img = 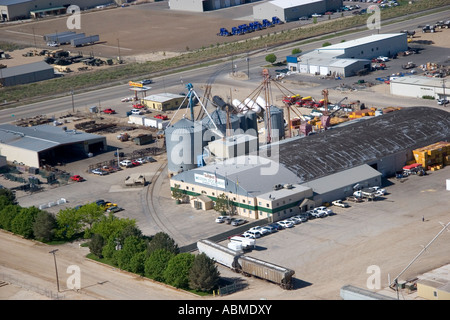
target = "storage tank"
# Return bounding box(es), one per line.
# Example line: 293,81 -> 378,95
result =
165,118 -> 207,175
238,113 -> 247,132
245,111 -> 258,136
232,99 -> 246,113
256,96 -> 267,111
244,98 -> 261,113
264,106 -> 285,140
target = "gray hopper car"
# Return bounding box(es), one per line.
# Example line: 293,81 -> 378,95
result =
197,240 -> 295,290
238,255 -> 295,290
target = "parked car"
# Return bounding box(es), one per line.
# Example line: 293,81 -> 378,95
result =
277,220 -> 294,228
309,208 -> 326,218
215,216 -> 226,223
268,223 -> 283,230
131,160 -> 141,166
92,168 -> 107,175
154,114 -> 168,120
261,225 -> 278,234
311,13 -> 322,17
377,56 -> 389,62
346,196 -> 364,203
121,97 -> 133,102
107,206 -> 123,213
133,103 -> 146,109
102,108 -> 116,114
95,199 -> 106,207
289,216 -> 303,224
437,99 -> 449,105
371,186 -> 387,195
299,16 -> 309,20
70,175 -> 83,182
103,202 -> 117,210
295,214 -> 309,222
243,230 -> 261,239
231,218 -> 247,226
316,206 -> 333,216
119,160 -> 132,167
135,158 -> 147,164
47,41 -> 58,47
131,109 -> 143,115
249,226 -> 269,236
332,200 -> 350,208
145,156 -> 157,163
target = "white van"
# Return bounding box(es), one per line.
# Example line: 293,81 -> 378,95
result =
229,236 -> 255,249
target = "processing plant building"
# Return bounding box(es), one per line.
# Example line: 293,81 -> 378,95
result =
287,33 -> 408,77
169,107 -> 450,221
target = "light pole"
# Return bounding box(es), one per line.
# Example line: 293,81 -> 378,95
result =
49,249 -> 60,292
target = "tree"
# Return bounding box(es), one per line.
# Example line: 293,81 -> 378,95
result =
33,211 -> 56,242
55,207 -> 83,240
164,253 -> 195,289
171,184 -> 184,203
189,253 -> 220,292
11,206 -> 40,238
77,203 -> 104,229
88,233 -> 105,258
265,53 -> 277,65
0,205 -> 21,231
213,193 -> 229,215
0,189 -> 17,206
291,48 -> 302,55
147,232 -> 179,255
114,235 -> 147,272
144,249 -> 175,282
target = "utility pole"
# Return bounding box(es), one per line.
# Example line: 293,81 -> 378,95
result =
71,89 -> 75,113
246,53 -> 250,80
49,249 -> 60,292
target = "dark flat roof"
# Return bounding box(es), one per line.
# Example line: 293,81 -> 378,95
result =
0,61 -> 53,78
262,107 -> 450,183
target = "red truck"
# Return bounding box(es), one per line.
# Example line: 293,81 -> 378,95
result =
102,108 -> 116,114
154,114 -> 168,120
70,175 -> 84,182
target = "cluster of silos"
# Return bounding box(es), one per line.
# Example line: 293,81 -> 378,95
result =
232,96 -> 267,115
202,109 -> 240,140
165,117 -> 208,176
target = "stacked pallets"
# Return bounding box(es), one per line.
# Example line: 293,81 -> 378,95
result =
413,141 -> 450,170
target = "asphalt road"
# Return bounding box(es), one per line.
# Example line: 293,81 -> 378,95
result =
0,9 -> 449,124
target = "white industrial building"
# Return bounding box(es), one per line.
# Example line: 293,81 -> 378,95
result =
0,0 -> 111,21
390,76 -> 449,100
287,33 -> 408,77
253,0 -> 343,22
169,0 -> 261,12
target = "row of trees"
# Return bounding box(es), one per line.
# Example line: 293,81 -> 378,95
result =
0,189 -> 221,293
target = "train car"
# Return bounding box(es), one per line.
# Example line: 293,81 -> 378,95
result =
197,239 -> 241,271
237,255 -> 295,290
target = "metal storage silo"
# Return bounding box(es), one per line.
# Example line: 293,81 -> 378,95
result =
264,106 -> 285,141
245,111 -> 258,136
165,118 -> 207,175
238,113 -> 247,132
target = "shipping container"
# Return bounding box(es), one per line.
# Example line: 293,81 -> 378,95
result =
133,134 -> 153,146
71,35 -> 100,47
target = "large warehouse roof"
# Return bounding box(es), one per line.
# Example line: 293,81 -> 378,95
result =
0,61 -> 53,78
0,124 -> 105,152
318,33 -> 405,51
261,107 -> 450,183
268,0 -> 323,9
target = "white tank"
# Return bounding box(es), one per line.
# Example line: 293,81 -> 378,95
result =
232,99 -> 246,112
256,96 -> 267,111
244,98 -> 261,113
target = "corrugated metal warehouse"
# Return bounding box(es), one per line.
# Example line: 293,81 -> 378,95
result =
253,0 -> 343,22
0,61 -> 55,87
390,76 -> 449,100
0,124 -> 107,168
269,106 -> 450,183
289,33 -> 407,77
169,0 -> 261,13
0,0 -> 110,21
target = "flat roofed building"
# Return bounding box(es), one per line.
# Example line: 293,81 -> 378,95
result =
390,75 -> 449,100
0,61 -> 54,87
142,93 -> 187,111
169,0 -> 261,13
0,124 -> 107,167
